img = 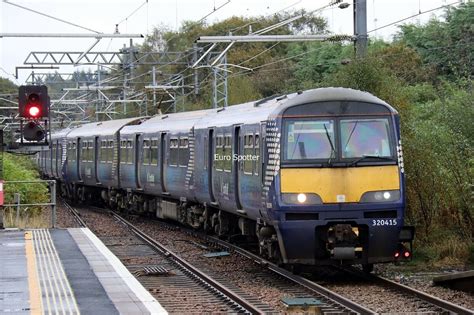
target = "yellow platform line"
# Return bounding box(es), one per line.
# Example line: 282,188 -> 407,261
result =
25,231 -> 43,315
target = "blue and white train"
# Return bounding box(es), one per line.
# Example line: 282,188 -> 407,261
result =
38,87 -> 414,271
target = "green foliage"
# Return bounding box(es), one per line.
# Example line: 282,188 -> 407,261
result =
396,2 -> 474,79
403,83 -> 473,241
288,42 -> 352,88
322,58 -> 410,113
3,153 -> 49,210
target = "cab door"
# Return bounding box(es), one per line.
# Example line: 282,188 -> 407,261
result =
208,128 -> 216,203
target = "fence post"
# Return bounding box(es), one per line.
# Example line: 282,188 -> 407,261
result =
14,193 -> 20,226
51,181 -> 56,228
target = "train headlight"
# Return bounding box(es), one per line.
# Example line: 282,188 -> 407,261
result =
282,193 -> 322,205
360,190 -> 400,203
297,193 -> 307,203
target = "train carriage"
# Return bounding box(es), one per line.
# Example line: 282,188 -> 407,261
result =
63,118 -> 144,200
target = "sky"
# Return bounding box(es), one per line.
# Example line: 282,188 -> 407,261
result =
0,0 -> 456,84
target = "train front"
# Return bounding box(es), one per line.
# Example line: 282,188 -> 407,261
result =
266,89 -> 414,269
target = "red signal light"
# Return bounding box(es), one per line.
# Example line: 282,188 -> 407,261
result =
28,106 -> 40,117
394,252 -> 400,258
403,251 -> 411,258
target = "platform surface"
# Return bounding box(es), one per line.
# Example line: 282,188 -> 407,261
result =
0,228 -> 167,315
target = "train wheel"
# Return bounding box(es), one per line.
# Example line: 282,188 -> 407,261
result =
363,263 -> 374,274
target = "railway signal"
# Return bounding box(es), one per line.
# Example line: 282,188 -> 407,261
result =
18,85 -> 50,145
18,85 -> 49,119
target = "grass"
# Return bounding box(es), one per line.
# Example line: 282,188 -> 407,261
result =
2,207 -> 51,229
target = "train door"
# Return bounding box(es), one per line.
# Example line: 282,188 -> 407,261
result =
135,134 -> 142,189
208,128 -> 216,203
233,125 -> 243,210
77,138 -> 82,181
160,132 -> 167,193
55,140 -> 60,178
260,122 -> 266,186
94,136 -> 100,183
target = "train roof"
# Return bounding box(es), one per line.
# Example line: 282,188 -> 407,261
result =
279,87 -> 397,113
59,88 -> 398,138
120,109 -> 210,135
51,127 -> 73,140
66,117 -> 145,138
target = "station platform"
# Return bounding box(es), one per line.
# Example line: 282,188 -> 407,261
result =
0,228 -> 167,315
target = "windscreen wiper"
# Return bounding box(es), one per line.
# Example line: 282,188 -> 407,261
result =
323,123 -> 336,165
349,155 -> 395,166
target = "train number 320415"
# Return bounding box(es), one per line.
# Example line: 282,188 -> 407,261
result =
372,219 -> 397,226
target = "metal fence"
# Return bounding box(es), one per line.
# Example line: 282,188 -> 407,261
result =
0,180 -> 56,229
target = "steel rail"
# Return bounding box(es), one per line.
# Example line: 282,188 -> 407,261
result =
111,213 -> 265,315
340,266 -> 473,315
371,274 -> 473,314
198,233 -> 375,315
62,201 -> 87,228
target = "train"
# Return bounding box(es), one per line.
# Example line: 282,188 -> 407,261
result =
38,87 -> 414,272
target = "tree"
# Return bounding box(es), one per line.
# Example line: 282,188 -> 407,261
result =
396,2 -> 474,79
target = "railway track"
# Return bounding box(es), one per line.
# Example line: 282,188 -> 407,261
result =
63,202 -> 473,314
176,224 -> 473,314
63,202 -> 261,314
63,202 -> 374,314
337,266 -> 473,315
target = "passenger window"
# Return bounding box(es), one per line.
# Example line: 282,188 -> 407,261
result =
108,140 -> 114,164
254,134 -> 260,176
223,135 -> 232,172
244,134 -> 254,174
151,139 -> 158,165
179,137 -> 189,167
215,135 -> 224,171
169,138 -> 179,166
100,140 -> 107,163
127,140 -> 133,164
143,140 -> 150,165
120,140 -> 127,164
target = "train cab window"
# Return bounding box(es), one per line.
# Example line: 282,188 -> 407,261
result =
126,140 -> 133,164
108,140 -> 114,164
284,120 -> 335,161
151,139 -> 158,165
244,134 -> 254,174
143,140 -> 150,165
178,137 -> 189,167
169,138 -> 179,167
254,134 -> 260,176
340,118 -> 393,158
223,135 -> 232,172
215,135 -> 224,171
120,140 -> 127,164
